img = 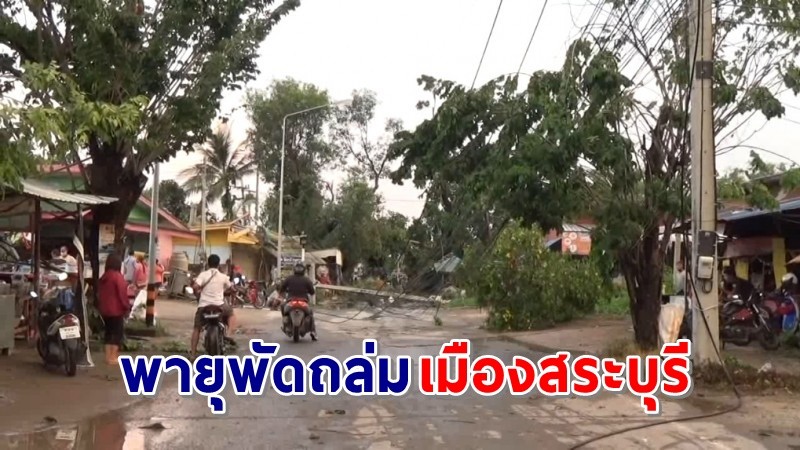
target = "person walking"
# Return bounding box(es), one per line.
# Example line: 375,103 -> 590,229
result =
96,254 -> 130,365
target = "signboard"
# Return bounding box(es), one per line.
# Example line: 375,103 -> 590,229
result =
561,231 -> 592,256
280,255 -> 302,267
99,224 -> 115,248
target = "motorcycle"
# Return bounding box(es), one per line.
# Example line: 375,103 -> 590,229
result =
34,273 -> 82,376
185,287 -> 227,356
282,297 -> 313,342
720,292 -> 780,350
247,280 -> 266,309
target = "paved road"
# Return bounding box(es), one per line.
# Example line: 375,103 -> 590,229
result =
0,306 -> 790,449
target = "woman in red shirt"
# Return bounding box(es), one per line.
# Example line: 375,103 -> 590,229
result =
97,254 -> 130,365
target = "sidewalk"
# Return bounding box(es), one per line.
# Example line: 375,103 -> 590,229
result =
499,315 -> 800,375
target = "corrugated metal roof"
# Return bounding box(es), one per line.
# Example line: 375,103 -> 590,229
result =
434,254 -> 462,273
545,238 -> 562,248
20,179 -> 117,205
563,223 -> 594,232
719,198 -> 800,222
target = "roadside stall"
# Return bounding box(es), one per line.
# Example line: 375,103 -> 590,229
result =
0,178 -> 116,366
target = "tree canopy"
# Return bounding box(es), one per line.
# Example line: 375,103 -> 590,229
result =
144,179 -> 191,223
247,78 -> 332,235
0,0 -> 299,243
389,0 -> 800,348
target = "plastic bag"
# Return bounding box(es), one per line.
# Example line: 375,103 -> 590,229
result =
659,296 -> 686,346
130,289 -> 147,320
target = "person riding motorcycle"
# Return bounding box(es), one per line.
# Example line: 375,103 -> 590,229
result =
278,263 -> 317,341
722,266 -> 756,302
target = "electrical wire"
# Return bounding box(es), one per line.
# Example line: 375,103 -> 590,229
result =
569,0 -> 743,447
471,0 -> 505,90
515,0 -> 550,77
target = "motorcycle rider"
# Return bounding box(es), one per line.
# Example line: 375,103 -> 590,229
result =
722,266 -> 756,302
190,254 -> 238,357
278,263 -> 317,341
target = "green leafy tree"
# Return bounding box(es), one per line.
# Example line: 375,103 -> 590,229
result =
180,124 -> 255,221
319,176 -> 383,275
460,222 -> 605,330
144,180 -> 190,223
391,0 -> 800,348
330,89 -> 403,192
247,79 -> 333,234
718,151 -> 800,209
0,63 -> 144,191
0,0 -> 299,243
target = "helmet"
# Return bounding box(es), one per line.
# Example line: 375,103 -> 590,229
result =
781,273 -> 798,290
293,263 -> 305,276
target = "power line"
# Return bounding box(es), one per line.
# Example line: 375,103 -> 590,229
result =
471,0 -> 505,90
516,0 -> 550,77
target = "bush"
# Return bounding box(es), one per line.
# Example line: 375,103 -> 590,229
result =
594,284 -> 630,316
461,222 -> 607,331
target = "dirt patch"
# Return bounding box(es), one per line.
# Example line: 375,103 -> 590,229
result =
0,344 -> 142,434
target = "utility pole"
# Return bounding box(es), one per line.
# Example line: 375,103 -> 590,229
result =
255,172 -> 260,229
689,0 -> 720,364
146,164 -> 160,327
200,158 -> 207,270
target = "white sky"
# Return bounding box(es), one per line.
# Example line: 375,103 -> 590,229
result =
151,0 -> 800,219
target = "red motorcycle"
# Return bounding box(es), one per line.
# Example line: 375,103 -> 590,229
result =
229,276 -> 265,309
720,292 -> 780,350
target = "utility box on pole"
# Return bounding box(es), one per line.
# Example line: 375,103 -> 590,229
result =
689,0 -> 721,364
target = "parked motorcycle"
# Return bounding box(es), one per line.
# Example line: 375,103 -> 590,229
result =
720,292 -> 780,350
282,298 -> 313,342
34,273 -> 82,376
185,287 -> 227,356
247,280 -> 266,309
761,273 -> 800,336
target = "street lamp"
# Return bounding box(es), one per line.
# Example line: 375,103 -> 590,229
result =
299,232 -> 308,265
274,98 -> 352,282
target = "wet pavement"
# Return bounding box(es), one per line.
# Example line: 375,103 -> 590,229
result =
0,304 -> 796,449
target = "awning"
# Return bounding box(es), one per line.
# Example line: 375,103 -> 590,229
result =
19,179 -> 117,205
0,178 -> 118,231
309,248 -> 343,266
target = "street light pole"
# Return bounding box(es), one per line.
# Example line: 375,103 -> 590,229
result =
274,99 -> 352,283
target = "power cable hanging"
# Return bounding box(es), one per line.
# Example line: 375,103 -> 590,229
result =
516,0 -> 550,77
471,0 -> 505,90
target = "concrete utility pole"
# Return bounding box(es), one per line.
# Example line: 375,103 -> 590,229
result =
200,158 -> 208,270
689,0 -> 721,364
146,164 -> 160,327
255,173 -> 260,228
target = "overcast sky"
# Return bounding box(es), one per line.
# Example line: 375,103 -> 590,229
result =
158,0 -> 800,219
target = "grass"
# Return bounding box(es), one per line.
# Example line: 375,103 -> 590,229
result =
446,295 -> 479,308
594,288 -> 630,317
125,319 -> 169,337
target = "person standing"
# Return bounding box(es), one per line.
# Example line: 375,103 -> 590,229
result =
123,250 -> 136,285
674,260 -> 687,296
155,259 -> 165,289
96,254 -> 130,365
134,254 -> 148,293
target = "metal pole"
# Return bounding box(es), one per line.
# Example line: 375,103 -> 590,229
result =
146,164 -> 160,327
276,116 -> 287,283
689,0 -> 720,364
255,173 -> 260,227
200,158 -> 207,270
274,100 -> 350,283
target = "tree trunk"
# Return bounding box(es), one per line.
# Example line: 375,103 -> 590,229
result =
86,140 -> 147,252
619,226 -> 665,350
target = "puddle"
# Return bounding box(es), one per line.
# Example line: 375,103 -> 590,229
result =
0,411 -> 152,450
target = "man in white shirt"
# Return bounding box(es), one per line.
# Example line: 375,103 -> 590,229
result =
190,254 -> 237,356
60,246 -> 79,275
123,249 -> 137,284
